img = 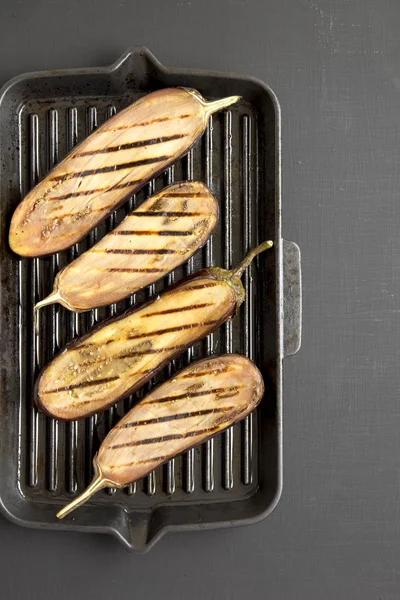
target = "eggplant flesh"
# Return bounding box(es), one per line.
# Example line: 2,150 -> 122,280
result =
101,354 -> 264,484
36,274 -> 237,420
36,240 -> 273,421
34,180 -> 218,312
9,88 -> 240,257
56,354 -> 264,519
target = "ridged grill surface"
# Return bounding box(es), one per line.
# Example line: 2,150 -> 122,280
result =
17,93 -> 261,507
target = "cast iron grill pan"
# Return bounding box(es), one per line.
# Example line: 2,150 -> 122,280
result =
0,47 -> 301,550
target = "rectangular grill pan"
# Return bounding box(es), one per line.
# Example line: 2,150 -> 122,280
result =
0,47 -> 301,551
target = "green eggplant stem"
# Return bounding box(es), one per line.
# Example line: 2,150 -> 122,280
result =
231,240 -> 274,278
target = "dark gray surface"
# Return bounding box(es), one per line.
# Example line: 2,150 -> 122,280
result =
0,0 -> 398,598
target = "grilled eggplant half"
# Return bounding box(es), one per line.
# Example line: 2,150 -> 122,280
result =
56,354 -> 264,519
34,181 -> 218,313
9,88 -> 240,257
36,240 -> 273,421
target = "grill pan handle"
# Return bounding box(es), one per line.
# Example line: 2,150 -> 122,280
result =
282,239 -> 302,357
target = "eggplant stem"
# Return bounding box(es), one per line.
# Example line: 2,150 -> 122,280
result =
34,291 -> 62,335
203,95 -> 241,118
35,290 -> 62,311
34,289 -> 81,334
231,240 -> 274,278
57,456 -> 114,519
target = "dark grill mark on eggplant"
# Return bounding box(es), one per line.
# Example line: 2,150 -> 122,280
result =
162,192 -> 210,198
96,248 -> 177,255
76,340 -> 152,353
217,389 -> 242,399
111,229 -> 194,236
144,386 -> 241,405
51,188 -> 107,201
104,267 -> 166,273
132,211 -> 206,218
45,201 -> 126,223
109,456 -> 169,469
76,345 -> 188,369
73,134 -> 187,157
49,179 -> 143,201
42,376 -> 120,395
160,229 -> 194,236
173,282 -> 219,292
108,425 -> 224,449
140,303 -> 214,317
186,383 -> 204,393
119,407 -> 235,428
51,156 -> 170,181
126,320 -> 219,340
104,114 -> 192,132
112,345 -> 187,359
179,366 -> 232,379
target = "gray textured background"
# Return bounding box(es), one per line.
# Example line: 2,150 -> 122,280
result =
1,0 -> 399,598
